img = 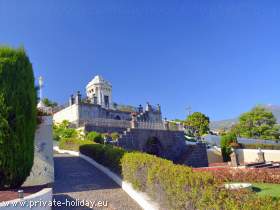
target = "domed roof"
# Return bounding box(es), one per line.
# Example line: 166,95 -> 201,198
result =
86,75 -> 112,88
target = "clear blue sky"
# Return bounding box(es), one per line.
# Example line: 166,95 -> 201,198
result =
1,0 -> 280,121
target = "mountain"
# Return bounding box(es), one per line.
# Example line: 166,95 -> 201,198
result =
210,104 -> 280,130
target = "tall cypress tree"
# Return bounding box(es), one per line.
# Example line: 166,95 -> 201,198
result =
0,47 -> 37,189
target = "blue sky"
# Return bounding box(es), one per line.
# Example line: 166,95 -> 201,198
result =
1,0 -> 280,121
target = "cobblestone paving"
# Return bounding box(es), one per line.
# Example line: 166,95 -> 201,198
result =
53,154 -> 142,210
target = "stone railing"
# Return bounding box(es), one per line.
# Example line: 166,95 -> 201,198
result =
136,121 -> 166,130
80,118 -> 131,128
133,121 -> 184,131
80,118 -> 184,131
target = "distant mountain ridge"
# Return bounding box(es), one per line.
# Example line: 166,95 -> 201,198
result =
210,104 -> 280,130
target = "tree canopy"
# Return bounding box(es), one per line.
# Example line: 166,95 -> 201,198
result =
184,112 -> 210,138
42,98 -> 58,108
231,107 -> 280,140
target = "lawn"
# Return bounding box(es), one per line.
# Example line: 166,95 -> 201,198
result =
253,183 -> 280,198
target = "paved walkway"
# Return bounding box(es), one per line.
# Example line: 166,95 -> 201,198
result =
53,153 -> 142,210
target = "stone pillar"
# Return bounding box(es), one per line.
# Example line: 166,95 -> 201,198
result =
138,104 -> 143,113
230,148 -> 239,167
131,114 -> 138,129
157,104 -> 161,113
257,148 -> 265,163
145,102 -> 151,111
164,118 -> 169,130
75,91 -> 81,104
69,94 -> 74,106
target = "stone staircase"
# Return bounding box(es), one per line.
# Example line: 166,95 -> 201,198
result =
117,128 -> 138,150
176,143 -> 209,167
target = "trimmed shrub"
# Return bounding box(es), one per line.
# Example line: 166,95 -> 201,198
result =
110,132 -> 120,141
59,138 -> 93,151
121,153 -> 280,210
79,144 -> 126,174
77,144 -> 280,209
86,131 -> 103,144
0,47 -> 37,189
221,133 -> 237,162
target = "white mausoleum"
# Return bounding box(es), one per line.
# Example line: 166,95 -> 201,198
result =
86,75 -> 113,109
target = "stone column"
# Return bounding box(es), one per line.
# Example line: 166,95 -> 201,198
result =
131,114 -> 138,129
164,120 -> 169,130
230,148 -> 239,167
257,148 -> 265,163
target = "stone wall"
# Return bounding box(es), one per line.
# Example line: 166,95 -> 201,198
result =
235,149 -> 280,163
23,116 -> 54,186
117,128 -> 208,167
53,104 -> 79,124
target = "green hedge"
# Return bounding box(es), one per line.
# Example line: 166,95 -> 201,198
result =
78,143 -> 280,209
85,131 -> 103,143
121,152 -> 280,210
79,144 -> 126,174
0,47 -> 37,189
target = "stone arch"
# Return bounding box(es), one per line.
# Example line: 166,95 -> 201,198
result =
143,136 -> 163,156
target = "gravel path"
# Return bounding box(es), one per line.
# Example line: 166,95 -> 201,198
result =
53,153 -> 142,210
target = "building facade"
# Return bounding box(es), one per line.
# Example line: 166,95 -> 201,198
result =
53,75 -> 162,128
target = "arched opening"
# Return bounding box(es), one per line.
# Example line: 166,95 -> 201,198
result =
114,115 -> 121,120
144,137 -> 162,157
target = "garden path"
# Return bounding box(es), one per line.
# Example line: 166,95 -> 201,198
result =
53,153 -> 142,210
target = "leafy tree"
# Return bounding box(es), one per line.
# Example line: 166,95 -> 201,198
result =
231,107 -> 280,140
220,133 -> 237,162
184,112 -> 210,138
53,120 -> 78,141
42,98 -> 58,108
0,47 -> 37,189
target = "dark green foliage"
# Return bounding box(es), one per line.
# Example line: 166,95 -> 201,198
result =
86,131 -> 103,143
221,133 -> 237,162
79,144 -> 126,174
0,47 -> 37,189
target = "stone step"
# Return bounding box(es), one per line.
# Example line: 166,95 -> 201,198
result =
254,163 -> 273,168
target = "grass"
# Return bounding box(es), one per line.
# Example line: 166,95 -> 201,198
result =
253,183 -> 280,198
58,138 -> 95,151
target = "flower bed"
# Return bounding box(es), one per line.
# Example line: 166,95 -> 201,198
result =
196,167 -> 280,184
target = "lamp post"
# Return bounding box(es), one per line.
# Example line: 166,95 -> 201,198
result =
39,76 -> 43,102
